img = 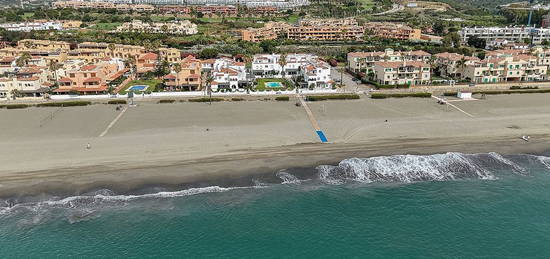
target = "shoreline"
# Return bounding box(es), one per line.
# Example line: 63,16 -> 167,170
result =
2,93 -> 550,199
1,135 -> 548,200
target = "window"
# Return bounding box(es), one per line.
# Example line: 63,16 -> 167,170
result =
70,73 -> 75,78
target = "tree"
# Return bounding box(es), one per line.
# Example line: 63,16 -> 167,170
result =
467,36 -> 486,49
442,32 -> 461,48
16,52 -> 31,67
259,40 -> 278,53
198,48 -> 219,59
108,43 -> 116,58
173,63 -> 182,90
48,60 -> 62,81
278,54 -> 287,77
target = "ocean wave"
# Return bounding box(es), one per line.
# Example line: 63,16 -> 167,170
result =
276,170 -> 302,184
316,152 -> 543,185
0,186 -> 247,217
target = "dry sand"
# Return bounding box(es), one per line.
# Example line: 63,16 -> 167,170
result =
0,93 -> 549,197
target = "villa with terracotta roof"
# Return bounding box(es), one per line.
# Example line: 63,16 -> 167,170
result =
462,55 -> 547,83
0,66 -> 51,98
54,59 -> 126,94
434,52 -> 480,78
347,49 -> 431,74
373,61 -> 431,86
203,58 -> 247,90
136,53 -> 158,75
163,56 -> 202,91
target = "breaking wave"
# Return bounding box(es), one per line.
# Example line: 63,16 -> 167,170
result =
0,186 -> 248,218
276,170 -> 303,184
1,152 -> 549,219
317,152 -> 547,184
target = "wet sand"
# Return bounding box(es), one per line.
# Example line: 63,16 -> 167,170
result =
0,94 -> 549,197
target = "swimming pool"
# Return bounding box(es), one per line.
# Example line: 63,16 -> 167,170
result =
265,82 -> 283,88
127,85 -> 149,92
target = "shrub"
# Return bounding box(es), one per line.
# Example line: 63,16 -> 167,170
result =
36,101 -> 91,107
158,99 -> 176,103
370,93 -> 432,99
443,92 -> 457,96
275,96 -> 290,101
188,97 -> 224,102
306,94 -> 360,101
3,104 -> 30,109
231,97 -> 245,101
107,100 -> 127,104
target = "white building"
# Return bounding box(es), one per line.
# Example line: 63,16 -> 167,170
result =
207,58 -> 247,90
252,54 -> 283,78
0,21 -> 63,32
114,20 -> 198,35
459,27 -> 550,45
251,53 -> 333,88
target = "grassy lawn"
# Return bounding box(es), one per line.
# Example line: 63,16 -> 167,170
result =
255,78 -> 290,91
120,79 -> 162,94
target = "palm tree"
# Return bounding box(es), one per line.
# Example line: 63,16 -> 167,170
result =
278,54 -> 287,78
173,63 -> 182,91
16,52 -> 31,67
456,57 -> 467,78
108,43 -> 116,58
205,73 -> 214,105
48,60 -> 61,81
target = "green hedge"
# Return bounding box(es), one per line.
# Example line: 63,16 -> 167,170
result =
443,92 -> 457,96
473,89 -> 550,95
36,101 -> 92,107
1,104 -> 30,109
510,86 -> 538,90
371,93 -> 432,99
306,94 -> 360,101
107,100 -> 127,104
275,96 -> 290,101
231,97 -> 245,101
188,97 -> 225,102
158,99 -> 176,103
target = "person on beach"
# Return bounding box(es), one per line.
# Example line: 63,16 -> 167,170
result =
86,143 -> 91,150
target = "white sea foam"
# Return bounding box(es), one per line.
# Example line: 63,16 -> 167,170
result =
0,186 -> 245,217
488,152 -> 528,175
276,170 -> 302,184
536,156 -> 550,169
317,152 -> 504,184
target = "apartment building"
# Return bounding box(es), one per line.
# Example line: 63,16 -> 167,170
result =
462,55 -> 548,83
158,6 -> 192,14
287,25 -> 364,41
158,48 -> 182,63
114,20 -> 198,35
459,27 -> 550,45
248,6 -> 278,15
55,59 -> 126,94
195,5 -> 238,16
0,21 -> 63,32
434,52 -> 480,78
364,22 -> 421,41
0,67 -> 51,98
52,1 -> 154,12
241,22 -> 290,42
347,49 -> 431,74
373,61 -> 431,86
163,56 -> 202,91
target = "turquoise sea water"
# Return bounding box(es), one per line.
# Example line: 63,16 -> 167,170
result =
1,152 -> 550,258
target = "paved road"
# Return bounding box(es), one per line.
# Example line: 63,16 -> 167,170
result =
331,67 -> 371,92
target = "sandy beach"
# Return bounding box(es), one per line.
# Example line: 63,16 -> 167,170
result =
1,93 -> 550,197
